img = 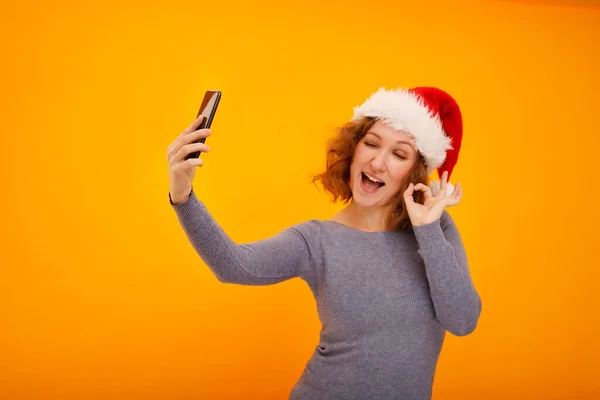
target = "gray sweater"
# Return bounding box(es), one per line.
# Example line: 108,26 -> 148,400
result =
170,188 -> 482,400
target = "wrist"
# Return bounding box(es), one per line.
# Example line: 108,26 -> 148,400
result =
411,216 -> 441,227
169,187 -> 192,205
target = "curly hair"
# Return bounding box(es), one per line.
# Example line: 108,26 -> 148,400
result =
311,116 -> 430,232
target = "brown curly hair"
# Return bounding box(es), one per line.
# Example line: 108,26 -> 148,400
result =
311,116 -> 430,232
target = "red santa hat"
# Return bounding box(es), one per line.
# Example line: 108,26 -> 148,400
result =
352,86 -> 463,197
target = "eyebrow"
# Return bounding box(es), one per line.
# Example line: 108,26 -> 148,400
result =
366,131 -> 413,146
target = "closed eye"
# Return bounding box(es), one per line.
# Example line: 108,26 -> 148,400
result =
365,142 -> 406,160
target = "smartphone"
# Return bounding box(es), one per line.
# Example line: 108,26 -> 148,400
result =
185,90 -> 221,160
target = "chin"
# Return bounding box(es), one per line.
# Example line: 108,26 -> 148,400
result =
352,183 -> 386,206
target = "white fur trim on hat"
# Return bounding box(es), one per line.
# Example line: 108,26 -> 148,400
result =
428,180 -> 454,198
352,87 -> 453,175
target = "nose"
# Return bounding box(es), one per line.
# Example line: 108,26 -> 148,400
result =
370,151 -> 386,172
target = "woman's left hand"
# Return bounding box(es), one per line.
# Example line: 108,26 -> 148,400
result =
404,171 -> 462,227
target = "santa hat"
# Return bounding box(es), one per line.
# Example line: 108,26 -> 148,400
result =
352,86 -> 463,198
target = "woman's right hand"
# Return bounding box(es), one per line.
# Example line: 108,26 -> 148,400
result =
167,115 -> 212,204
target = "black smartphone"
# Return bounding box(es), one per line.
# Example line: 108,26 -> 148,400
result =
185,90 -> 221,160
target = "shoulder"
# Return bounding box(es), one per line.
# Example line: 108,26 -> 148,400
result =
290,219 -> 323,232
285,219 -> 324,245
285,220 -> 326,268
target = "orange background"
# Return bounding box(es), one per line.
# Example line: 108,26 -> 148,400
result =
1,0 -> 599,398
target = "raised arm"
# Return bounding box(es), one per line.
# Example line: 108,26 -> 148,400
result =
412,210 -> 482,336
170,188 -> 319,290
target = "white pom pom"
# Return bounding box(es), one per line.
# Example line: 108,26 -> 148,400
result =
428,181 -> 454,198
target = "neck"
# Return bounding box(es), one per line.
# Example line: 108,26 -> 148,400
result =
337,199 -> 396,232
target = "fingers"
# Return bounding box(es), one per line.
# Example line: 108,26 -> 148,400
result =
406,180 -> 460,204
413,183 -> 433,202
405,182 -> 435,204
171,115 -> 205,151
184,157 -> 204,169
181,128 -> 212,146
404,183 -> 416,204
174,141 -> 211,162
445,183 -> 462,207
182,115 -> 205,135
172,157 -> 204,175
439,171 -> 448,196
167,128 -> 212,161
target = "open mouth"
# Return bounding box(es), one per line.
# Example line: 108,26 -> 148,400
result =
361,172 -> 385,192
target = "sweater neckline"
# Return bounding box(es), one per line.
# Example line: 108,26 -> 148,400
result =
322,220 -> 404,235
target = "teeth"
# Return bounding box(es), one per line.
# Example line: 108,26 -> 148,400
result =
364,173 -> 383,183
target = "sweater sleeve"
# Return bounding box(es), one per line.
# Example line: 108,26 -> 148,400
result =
412,210 -> 482,336
169,187 -> 318,289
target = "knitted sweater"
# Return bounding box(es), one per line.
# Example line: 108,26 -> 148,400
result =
170,188 -> 482,400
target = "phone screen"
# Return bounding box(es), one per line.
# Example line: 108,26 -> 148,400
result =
185,90 -> 221,160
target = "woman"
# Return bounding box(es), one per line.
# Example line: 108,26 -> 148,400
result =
166,86 -> 482,400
